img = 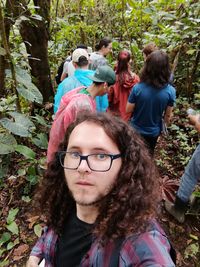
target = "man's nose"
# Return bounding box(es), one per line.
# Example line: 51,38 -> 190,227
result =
77,158 -> 91,172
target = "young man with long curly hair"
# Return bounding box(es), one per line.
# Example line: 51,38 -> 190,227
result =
27,112 -> 175,267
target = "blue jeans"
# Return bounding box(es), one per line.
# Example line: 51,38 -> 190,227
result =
177,144 -> 200,202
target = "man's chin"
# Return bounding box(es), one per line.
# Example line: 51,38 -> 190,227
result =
73,193 -> 106,206
75,198 -> 102,206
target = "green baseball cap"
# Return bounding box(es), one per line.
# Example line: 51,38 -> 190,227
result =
88,65 -> 116,85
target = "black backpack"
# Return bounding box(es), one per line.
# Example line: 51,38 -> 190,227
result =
55,56 -> 72,85
55,61 -> 65,85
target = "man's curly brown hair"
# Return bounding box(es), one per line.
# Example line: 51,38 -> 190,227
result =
33,111 -> 160,242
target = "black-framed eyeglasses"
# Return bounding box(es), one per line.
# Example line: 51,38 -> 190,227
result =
59,151 -> 122,172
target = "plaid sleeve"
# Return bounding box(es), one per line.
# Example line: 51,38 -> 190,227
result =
120,226 -> 175,266
30,227 -> 58,265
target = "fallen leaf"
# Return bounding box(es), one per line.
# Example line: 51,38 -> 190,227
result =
13,244 -> 29,256
13,255 -> 24,261
26,215 -> 40,229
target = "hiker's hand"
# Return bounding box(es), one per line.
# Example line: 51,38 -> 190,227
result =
26,256 -> 40,267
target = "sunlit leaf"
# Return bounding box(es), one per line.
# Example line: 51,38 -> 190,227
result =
189,234 -> 198,241
34,224 -> 42,237
186,49 -> 196,55
7,208 -> 19,224
22,196 -> 31,203
6,222 -> 19,235
184,243 -> 199,259
31,14 -> 43,21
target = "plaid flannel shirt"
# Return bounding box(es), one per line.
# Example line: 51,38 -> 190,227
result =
31,220 -> 175,267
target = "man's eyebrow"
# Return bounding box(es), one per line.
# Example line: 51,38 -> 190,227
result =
67,146 -> 110,152
67,146 -> 80,150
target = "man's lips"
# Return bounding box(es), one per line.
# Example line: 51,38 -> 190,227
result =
76,181 -> 93,186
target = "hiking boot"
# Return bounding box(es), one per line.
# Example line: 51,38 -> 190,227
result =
165,196 -> 188,223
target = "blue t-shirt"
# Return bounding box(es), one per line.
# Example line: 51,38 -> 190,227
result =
128,82 -> 176,137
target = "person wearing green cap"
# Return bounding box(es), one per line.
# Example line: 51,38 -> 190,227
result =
47,65 -> 116,162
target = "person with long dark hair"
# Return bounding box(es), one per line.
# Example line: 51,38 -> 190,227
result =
108,50 -> 140,121
27,111 -> 175,266
126,50 -> 176,154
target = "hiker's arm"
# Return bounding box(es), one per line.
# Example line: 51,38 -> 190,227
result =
126,102 -> 135,113
188,114 -> 200,133
164,106 -> 173,125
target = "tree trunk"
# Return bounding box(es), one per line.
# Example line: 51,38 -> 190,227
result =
1,0 -> 54,102
19,0 -> 54,102
0,0 -> 13,95
20,18 -> 54,102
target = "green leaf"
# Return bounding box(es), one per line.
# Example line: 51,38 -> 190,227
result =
32,133 -> 48,149
26,174 -> 39,185
34,224 -> 42,237
15,68 -> 43,104
31,14 -> 43,21
0,112 -> 35,137
193,191 -> 200,197
17,168 -> 26,176
15,145 -> 36,159
186,49 -> 196,55
0,248 -> 6,257
0,260 -> 9,266
0,133 -> 17,154
184,243 -> 199,259
189,234 -> 199,241
31,114 -> 50,127
6,221 -> 19,235
6,238 -> 19,250
7,208 -> 19,224
22,196 -> 31,203
0,232 -> 11,246
17,85 -> 43,105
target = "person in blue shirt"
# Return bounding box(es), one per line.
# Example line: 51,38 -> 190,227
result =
126,50 -> 176,154
54,48 -> 108,113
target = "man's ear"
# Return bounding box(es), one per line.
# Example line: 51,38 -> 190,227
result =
103,82 -> 107,88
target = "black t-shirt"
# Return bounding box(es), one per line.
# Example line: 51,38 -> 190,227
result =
55,212 -> 93,267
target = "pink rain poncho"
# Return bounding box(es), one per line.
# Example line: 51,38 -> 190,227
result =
47,87 -> 96,162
